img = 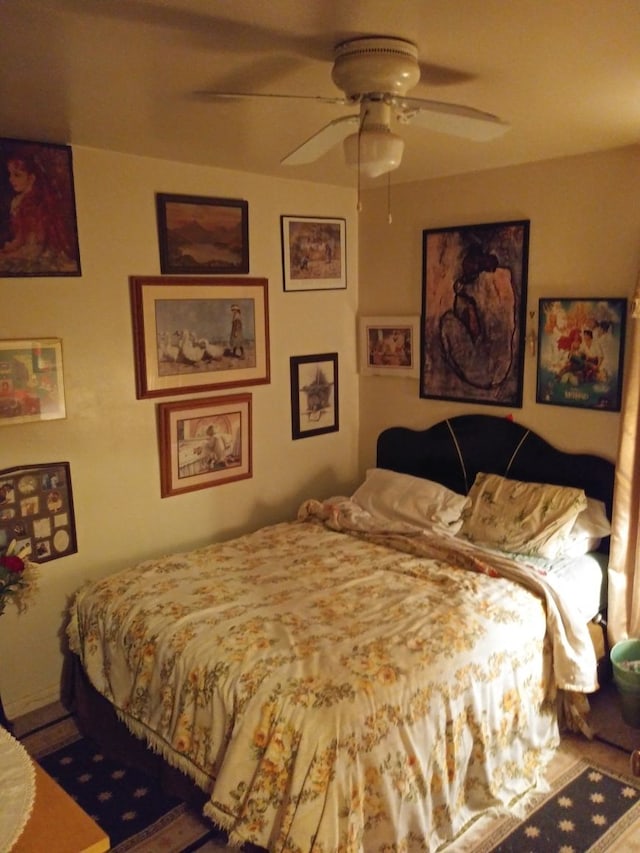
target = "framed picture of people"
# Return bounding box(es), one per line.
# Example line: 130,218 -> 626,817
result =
0,137 -> 81,277
536,297 -> 627,411
281,215 -> 346,291
157,394 -> 252,497
129,276 -> 270,398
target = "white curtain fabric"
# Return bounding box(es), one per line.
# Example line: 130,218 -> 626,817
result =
608,294 -> 640,645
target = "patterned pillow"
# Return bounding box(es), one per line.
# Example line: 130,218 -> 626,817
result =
460,472 -> 588,559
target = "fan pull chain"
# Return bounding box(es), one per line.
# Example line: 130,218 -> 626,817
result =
387,172 -> 392,224
356,118 -> 363,212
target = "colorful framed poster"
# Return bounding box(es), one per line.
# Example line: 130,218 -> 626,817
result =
358,315 -> 420,377
130,275 -> 270,398
0,338 -> 66,425
536,297 -> 627,411
290,352 -> 339,439
156,193 -> 249,275
158,394 -> 252,497
0,462 -> 77,563
281,216 -> 346,291
421,219 -> 529,407
0,137 -> 81,276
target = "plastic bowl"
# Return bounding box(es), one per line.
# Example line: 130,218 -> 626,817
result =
611,639 -> 640,687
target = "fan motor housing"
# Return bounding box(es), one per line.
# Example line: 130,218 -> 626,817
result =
332,36 -> 420,99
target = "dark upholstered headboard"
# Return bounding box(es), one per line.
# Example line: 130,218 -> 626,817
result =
376,415 -> 615,526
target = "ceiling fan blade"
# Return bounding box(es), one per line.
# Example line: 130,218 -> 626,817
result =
195,90 -> 348,107
396,97 -> 510,141
281,115 -> 359,165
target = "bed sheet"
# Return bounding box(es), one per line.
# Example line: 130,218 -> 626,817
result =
68,500 -> 574,852
506,549 -> 608,623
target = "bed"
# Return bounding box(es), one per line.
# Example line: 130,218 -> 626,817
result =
66,414 -> 615,852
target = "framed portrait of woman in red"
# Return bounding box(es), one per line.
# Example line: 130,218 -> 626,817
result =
0,137 -> 81,277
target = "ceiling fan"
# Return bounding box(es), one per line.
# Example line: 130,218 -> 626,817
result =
200,36 -> 510,178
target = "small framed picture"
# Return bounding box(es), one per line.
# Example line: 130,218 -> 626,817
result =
0,461 -> 77,563
281,215 -> 346,291
157,394 -> 252,497
358,316 -> 420,377
0,338 -> 66,425
536,297 -> 627,411
129,275 -> 270,398
156,193 -> 249,275
290,353 -> 339,440
0,137 -> 81,277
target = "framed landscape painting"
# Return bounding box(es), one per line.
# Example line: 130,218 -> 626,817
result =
130,276 -> 270,398
156,193 -> 249,275
421,219 -> 529,407
536,297 -> 626,411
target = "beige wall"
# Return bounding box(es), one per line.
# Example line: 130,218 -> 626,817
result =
2,143 -> 638,717
358,145 -> 640,472
1,147 -> 359,716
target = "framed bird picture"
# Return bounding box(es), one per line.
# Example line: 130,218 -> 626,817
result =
290,352 -> 339,440
129,276 -> 270,398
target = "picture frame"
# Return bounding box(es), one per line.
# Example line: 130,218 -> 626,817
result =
0,461 -> 77,563
281,215 -> 346,291
421,219 -> 529,407
0,338 -> 66,425
358,315 -> 420,377
536,297 -> 627,411
130,275 -> 270,398
158,393 -> 252,497
156,192 -> 249,275
0,137 -> 81,277
290,353 -> 339,440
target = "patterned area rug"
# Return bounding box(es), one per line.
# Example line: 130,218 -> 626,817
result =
17,710 -> 231,852
15,705 -> 640,852
481,760 -> 640,851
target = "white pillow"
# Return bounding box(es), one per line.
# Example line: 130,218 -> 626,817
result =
459,472 -> 588,559
556,497 -> 611,557
571,497 -> 611,539
352,468 -> 469,533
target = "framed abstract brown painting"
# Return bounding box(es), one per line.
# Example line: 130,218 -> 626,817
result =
420,219 -> 529,407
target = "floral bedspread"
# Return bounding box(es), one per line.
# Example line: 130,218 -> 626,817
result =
67,497 -> 592,852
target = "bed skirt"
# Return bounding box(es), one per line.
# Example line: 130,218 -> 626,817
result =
66,654 -> 209,811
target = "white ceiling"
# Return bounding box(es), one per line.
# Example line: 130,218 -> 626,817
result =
2,0 -> 639,188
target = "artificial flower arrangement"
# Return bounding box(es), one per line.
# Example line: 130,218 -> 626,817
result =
0,540 -> 39,616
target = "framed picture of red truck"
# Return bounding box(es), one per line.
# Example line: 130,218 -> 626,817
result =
0,338 -> 66,425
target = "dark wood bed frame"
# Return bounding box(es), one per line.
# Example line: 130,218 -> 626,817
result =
67,414 -> 616,820
377,414 -> 615,552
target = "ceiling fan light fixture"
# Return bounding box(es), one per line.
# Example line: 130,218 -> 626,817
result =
343,128 -> 404,178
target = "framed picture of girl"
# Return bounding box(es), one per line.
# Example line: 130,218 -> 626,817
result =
0,137 -> 81,277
